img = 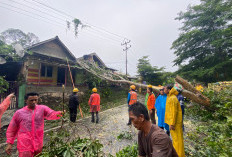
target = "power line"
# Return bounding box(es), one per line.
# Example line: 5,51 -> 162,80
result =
84,27 -> 122,43
7,0 -> 66,22
1,0 -> 132,69
0,5 -> 65,29
104,61 -> 125,64
0,1 -> 66,26
79,31 -> 122,47
22,0 -> 70,20
30,0 -> 128,40
0,3 -> 122,49
31,0 -> 74,19
2,0 -> 123,45
5,0 -> 129,46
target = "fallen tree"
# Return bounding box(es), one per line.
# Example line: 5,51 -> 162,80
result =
175,76 -> 210,106
77,59 -> 210,106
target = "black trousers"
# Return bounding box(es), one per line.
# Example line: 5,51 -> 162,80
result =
149,109 -> 156,124
181,105 -> 185,131
91,112 -> 99,123
69,107 -> 77,122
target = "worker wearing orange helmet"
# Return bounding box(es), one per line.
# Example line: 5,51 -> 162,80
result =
88,88 -> 100,123
69,88 -> 79,122
127,85 -> 137,125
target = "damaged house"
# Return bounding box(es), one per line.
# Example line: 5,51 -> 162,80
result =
0,36 -> 83,108
0,36 -> 119,109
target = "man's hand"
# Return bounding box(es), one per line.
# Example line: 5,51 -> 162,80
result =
170,125 -> 175,130
61,110 -> 66,115
5,143 -> 13,155
57,110 -> 66,117
7,93 -> 15,99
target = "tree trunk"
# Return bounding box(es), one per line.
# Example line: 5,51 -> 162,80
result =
175,75 -> 210,106
78,61 -> 210,106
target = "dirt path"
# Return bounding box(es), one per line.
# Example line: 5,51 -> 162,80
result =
69,104 -> 138,155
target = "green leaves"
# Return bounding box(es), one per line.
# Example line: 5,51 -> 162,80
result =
137,56 -> 171,85
172,0 -> 232,83
39,129 -> 104,157
185,86 -> 232,156
115,144 -> 138,157
117,131 -> 133,140
0,76 -> 9,94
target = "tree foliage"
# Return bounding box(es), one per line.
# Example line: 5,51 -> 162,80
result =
0,28 -> 39,47
137,56 -> 173,85
115,144 -> 138,157
0,76 -> 9,94
0,40 -> 17,60
172,0 -> 232,83
185,86 -> 232,156
39,128 -> 104,157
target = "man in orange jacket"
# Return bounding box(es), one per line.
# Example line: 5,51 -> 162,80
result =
147,85 -> 156,124
88,88 -> 100,123
127,85 -> 137,125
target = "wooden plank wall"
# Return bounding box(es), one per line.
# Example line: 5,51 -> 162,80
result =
27,60 -> 57,86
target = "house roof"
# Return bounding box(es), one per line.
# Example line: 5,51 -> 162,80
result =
77,53 -> 104,65
26,36 -> 76,61
77,53 -> 117,71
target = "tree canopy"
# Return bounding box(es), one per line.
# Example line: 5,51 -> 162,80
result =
172,0 -> 232,83
137,56 -> 171,85
0,28 -> 39,47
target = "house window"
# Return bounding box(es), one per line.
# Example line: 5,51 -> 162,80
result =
41,64 -> 53,77
47,66 -> 53,77
41,65 -> 46,77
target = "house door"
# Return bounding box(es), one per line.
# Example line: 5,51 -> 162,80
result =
57,67 -> 65,85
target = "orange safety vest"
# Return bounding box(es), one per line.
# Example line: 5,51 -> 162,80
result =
129,91 -> 137,105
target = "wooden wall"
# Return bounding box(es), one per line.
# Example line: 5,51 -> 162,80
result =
26,60 -> 57,86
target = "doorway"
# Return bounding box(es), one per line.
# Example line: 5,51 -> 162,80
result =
57,67 -> 65,85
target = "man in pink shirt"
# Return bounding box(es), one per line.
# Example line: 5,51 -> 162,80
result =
5,92 -> 65,157
0,93 -> 15,131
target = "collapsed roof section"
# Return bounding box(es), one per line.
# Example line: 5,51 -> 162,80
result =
77,53 -> 125,81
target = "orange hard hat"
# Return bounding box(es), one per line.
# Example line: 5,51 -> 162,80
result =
130,85 -> 136,90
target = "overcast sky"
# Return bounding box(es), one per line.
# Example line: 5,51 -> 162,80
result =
0,0 -> 200,76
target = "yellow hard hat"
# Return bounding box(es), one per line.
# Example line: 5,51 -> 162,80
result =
147,85 -> 152,88
92,88 -> 97,92
130,85 -> 136,90
73,88 -> 79,92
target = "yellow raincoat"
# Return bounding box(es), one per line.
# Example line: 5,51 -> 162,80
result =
165,88 -> 185,157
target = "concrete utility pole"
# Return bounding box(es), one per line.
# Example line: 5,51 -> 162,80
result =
121,39 -> 131,76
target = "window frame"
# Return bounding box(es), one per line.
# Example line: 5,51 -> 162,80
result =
40,64 -> 53,77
